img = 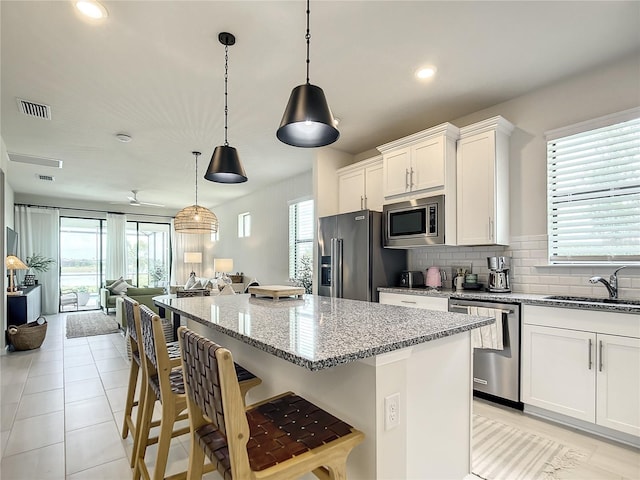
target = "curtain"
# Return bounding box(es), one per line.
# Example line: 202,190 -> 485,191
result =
15,205 -> 60,315
106,213 -> 127,281
170,219 -> 210,286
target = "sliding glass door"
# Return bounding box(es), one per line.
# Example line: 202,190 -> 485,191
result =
126,222 -> 171,288
59,217 -> 171,312
59,217 -> 104,311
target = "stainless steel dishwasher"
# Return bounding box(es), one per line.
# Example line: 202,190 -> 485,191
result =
449,298 -> 522,409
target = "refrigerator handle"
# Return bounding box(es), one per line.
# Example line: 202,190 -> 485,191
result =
330,238 -> 344,298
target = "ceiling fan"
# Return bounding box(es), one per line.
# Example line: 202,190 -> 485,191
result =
111,190 -> 165,207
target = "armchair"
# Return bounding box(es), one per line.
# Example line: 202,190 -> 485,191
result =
100,278 -> 134,314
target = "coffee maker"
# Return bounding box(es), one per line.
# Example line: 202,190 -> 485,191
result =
487,256 -> 511,292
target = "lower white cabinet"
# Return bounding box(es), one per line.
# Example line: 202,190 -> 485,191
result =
522,305 -> 640,437
379,292 -> 448,312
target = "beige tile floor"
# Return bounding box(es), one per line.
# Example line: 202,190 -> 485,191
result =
1,312 -> 638,479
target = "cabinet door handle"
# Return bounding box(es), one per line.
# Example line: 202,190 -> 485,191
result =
410,168 -> 415,187
360,196 -> 364,209
599,340 -> 604,372
405,169 -> 410,190
401,300 -> 417,304
364,196 -> 368,209
588,338 -> 593,370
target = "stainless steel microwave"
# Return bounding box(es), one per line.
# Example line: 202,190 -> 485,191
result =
383,195 -> 445,247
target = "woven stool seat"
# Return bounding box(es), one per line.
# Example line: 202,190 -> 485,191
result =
197,393 -> 356,473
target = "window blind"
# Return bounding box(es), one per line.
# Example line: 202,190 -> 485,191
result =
289,199 -> 314,278
547,112 -> 640,263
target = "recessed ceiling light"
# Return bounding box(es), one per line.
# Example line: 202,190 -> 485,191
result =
416,66 -> 437,80
75,1 -> 108,20
116,133 -> 132,143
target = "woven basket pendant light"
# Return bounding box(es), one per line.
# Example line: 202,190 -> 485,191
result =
205,32 -> 247,184
175,151 -> 219,233
277,0 -> 339,148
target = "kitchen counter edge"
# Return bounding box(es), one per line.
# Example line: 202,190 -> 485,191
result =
378,288 -> 640,313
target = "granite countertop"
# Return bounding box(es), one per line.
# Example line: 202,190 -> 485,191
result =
378,287 -> 640,314
154,294 -> 494,371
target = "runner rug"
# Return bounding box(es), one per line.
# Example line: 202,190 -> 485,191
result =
472,414 -> 588,480
66,311 -> 120,338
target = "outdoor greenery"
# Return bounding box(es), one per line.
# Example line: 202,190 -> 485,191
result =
290,254 -> 313,294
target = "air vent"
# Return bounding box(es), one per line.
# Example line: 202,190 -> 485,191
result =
36,174 -> 55,182
17,98 -> 51,120
9,153 -> 62,168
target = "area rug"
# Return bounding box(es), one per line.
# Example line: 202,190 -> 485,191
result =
472,414 -> 588,480
66,311 -> 121,338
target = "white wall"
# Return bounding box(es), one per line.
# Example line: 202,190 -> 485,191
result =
211,170 -> 313,286
2,137 -> 16,346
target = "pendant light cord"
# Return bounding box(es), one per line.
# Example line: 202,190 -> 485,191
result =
305,0 -> 310,84
194,152 -> 200,206
224,43 -> 229,146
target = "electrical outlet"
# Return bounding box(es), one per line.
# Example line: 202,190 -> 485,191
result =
384,393 -> 400,430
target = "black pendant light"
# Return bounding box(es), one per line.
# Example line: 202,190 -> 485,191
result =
205,32 -> 247,184
277,0 -> 339,148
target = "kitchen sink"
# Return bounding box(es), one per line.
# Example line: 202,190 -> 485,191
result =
544,295 -> 640,306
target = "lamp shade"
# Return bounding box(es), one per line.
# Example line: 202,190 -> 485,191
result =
174,205 -> 219,234
277,83 -> 339,148
213,258 -> 233,273
204,145 -> 247,184
184,252 -> 202,264
6,255 -> 28,270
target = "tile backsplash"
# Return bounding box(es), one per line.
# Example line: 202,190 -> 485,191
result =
408,234 -> 640,299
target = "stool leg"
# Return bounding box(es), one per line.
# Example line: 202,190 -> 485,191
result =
121,357 -> 139,439
187,429 -> 206,480
133,382 -> 155,480
325,460 -> 348,480
152,401 -> 179,480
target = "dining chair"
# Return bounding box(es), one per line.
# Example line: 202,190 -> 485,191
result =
178,325 -> 365,480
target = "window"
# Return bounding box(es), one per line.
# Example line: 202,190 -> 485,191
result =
238,212 -> 251,238
546,108 -> 640,264
125,222 -> 171,287
289,199 -> 314,280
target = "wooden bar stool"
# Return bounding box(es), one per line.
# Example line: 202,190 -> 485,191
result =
121,296 -> 181,467
133,306 -> 261,480
178,326 -> 365,480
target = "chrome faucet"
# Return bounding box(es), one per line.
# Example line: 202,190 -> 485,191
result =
589,265 -> 629,299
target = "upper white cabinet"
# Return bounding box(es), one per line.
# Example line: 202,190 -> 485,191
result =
337,156 -> 383,213
378,123 -> 459,200
456,116 -> 514,246
522,305 -> 640,438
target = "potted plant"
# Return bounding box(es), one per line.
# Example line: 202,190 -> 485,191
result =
25,253 -> 56,285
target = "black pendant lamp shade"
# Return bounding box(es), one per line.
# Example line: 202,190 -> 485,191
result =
277,83 -> 339,148
277,0 -> 339,148
205,145 -> 247,183
205,32 -> 248,184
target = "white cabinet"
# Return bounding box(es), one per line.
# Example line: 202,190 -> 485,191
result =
522,305 -> 640,437
456,116 -> 514,246
379,292 -> 448,312
378,123 -> 459,200
337,156 -> 383,213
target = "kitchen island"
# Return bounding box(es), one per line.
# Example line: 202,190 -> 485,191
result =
154,293 -> 493,480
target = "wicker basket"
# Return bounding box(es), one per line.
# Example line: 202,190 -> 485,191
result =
7,317 -> 47,351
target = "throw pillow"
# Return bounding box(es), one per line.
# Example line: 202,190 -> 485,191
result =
184,275 -> 197,290
109,277 -> 129,295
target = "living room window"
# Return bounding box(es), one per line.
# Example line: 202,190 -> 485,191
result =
289,199 -> 314,280
546,107 -> 640,264
238,212 -> 251,238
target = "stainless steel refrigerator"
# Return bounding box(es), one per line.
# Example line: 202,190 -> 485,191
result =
318,210 -> 406,302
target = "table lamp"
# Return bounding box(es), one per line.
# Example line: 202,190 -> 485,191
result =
184,252 -> 202,278
6,255 -> 28,294
214,258 -> 234,286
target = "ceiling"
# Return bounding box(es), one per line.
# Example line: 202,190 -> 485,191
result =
2,1 -> 639,214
